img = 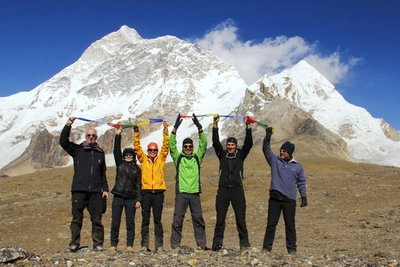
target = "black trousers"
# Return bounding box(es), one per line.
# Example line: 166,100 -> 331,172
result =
70,192 -> 104,247
263,197 -> 297,253
141,192 -> 164,249
212,186 -> 250,248
110,195 -> 137,247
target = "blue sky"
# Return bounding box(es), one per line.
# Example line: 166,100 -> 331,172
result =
1,0 -> 399,129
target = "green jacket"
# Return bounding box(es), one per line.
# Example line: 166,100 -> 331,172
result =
169,131 -> 207,194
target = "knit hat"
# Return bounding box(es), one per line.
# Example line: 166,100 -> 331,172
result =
122,147 -> 136,157
182,138 -> 193,146
226,137 -> 237,146
280,141 -> 295,156
147,142 -> 158,150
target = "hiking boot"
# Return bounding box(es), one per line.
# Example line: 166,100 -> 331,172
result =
93,246 -> 104,251
171,246 -> 180,254
140,246 -> 150,252
211,244 -> 222,252
240,246 -> 251,252
68,244 -> 79,252
262,247 -> 271,253
156,246 -> 165,252
108,246 -> 117,252
125,246 -> 134,252
288,250 -> 297,256
195,246 -> 210,253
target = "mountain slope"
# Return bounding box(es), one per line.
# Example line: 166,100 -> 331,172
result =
0,26 -> 248,173
0,26 -> 399,176
247,60 -> 400,166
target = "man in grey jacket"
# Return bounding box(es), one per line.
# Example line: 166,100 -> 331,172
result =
262,128 -> 307,256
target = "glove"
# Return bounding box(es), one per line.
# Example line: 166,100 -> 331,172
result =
300,196 -> 308,207
266,127 -> 273,140
174,113 -> 183,129
133,125 -> 139,132
192,113 -> 202,130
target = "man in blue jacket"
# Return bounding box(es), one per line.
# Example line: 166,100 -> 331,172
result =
262,128 -> 307,256
60,117 -> 109,252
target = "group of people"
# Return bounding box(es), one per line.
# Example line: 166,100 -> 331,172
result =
59,113 -> 307,255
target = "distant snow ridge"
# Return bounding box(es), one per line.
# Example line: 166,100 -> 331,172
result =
0,26 -> 399,170
248,60 -> 400,167
0,25 -> 247,169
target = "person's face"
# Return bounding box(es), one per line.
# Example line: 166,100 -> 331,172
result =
280,149 -> 290,159
182,143 -> 193,155
147,146 -> 158,159
85,129 -> 97,145
124,153 -> 134,162
226,142 -> 236,154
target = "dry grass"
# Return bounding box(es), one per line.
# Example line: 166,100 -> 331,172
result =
1,145 -> 400,261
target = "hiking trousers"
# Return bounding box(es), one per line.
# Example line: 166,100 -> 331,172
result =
263,197 -> 297,253
110,195 -> 137,247
170,193 -> 206,248
141,191 -> 164,249
70,192 -> 104,247
212,186 -> 251,248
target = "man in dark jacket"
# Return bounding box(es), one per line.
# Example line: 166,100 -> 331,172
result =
59,116 -> 109,252
262,128 -> 307,256
211,114 -> 253,252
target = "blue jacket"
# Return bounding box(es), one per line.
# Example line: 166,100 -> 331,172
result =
262,137 -> 307,200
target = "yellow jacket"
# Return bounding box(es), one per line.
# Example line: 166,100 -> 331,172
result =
134,127 -> 169,191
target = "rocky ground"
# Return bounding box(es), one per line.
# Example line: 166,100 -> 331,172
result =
1,145 -> 400,266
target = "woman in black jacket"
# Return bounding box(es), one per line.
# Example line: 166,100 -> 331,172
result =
109,125 -> 142,252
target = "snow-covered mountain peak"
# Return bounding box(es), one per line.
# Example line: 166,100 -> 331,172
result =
249,60 -> 400,166
0,26 -> 399,176
0,26 -> 249,171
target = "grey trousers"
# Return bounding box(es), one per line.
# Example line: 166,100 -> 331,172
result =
170,193 -> 206,248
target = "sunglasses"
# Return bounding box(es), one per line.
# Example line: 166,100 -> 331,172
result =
148,149 -> 158,152
280,149 -> 287,153
124,153 -> 134,157
86,134 -> 96,138
183,145 -> 193,149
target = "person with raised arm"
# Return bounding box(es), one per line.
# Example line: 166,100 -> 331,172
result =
211,114 -> 253,252
108,125 -> 142,252
169,113 -> 208,251
134,121 -> 169,252
59,116 -> 109,252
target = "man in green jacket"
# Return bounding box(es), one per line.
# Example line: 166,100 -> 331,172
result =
169,113 -> 208,250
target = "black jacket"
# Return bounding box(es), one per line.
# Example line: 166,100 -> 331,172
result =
212,127 -> 253,188
111,134 -> 142,201
59,125 -> 109,193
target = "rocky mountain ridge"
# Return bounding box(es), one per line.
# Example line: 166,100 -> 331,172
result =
0,25 -> 399,176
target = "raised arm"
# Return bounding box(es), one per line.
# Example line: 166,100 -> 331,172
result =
133,125 -> 146,163
113,125 -> 123,167
262,128 -> 275,166
212,114 -> 223,157
240,120 -> 253,160
159,121 -> 170,160
59,116 -> 77,156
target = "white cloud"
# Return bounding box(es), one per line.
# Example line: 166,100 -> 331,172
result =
192,20 -> 359,86
304,53 -> 360,84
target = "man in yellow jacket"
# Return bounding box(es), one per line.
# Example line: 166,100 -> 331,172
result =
134,121 -> 169,252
